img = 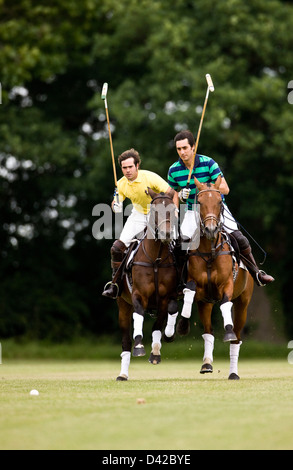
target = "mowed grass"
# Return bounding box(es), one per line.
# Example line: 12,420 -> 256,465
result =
1,353 -> 293,450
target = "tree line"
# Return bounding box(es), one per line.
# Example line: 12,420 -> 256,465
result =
0,0 -> 293,341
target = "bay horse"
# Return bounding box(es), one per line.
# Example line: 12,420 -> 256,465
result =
116,188 -> 180,381
177,176 -> 254,380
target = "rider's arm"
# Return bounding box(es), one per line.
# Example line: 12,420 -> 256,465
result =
172,190 -> 180,208
219,176 -> 230,195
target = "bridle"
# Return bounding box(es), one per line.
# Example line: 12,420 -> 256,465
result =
148,193 -> 177,242
196,188 -> 224,234
191,188 -> 232,302
132,193 -> 177,308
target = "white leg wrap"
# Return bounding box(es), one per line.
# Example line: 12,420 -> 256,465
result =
152,330 -> 162,349
202,333 -> 215,362
181,288 -> 195,318
133,312 -> 144,339
119,351 -> 131,378
220,301 -> 234,327
229,342 -> 242,376
164,312 -> 178,337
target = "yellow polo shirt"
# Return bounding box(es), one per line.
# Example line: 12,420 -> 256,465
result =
117,170 -> 170,214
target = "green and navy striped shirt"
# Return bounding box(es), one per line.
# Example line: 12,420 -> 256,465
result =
168,154 -> 223,210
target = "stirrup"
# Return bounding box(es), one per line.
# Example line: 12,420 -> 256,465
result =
102,281 -> 119,299
255,270 -> 266,287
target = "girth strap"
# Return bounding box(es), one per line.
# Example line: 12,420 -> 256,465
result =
132,239 -> 176,310
189,243 -> 234,303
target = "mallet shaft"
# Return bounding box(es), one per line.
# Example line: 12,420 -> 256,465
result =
101,83 -> 118,189
186,74 -> 215,187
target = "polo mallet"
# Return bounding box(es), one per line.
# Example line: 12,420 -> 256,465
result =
185,74 -> 215,195
101,82 -> 119,203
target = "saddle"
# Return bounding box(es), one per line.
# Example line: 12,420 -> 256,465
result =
118,236 -> 182,302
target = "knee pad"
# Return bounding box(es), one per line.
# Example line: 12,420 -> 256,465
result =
111,240 -> 127,261
231,230 -> 249,251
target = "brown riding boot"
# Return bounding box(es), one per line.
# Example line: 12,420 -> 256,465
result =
240,246 -> 275,287
102,240 -> 127,299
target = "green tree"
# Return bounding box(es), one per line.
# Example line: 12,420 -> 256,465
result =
1,0 -> 293,340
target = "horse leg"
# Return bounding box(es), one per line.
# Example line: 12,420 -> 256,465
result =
228,342 -> 242,380
118,351 -> 131,381
176,281 -> 196,336
220,294 -> 237,342
116,298 -> 133,381
201,333 -> 214,374
149,329 -> 162,365
163,299 -> 178,342
132,295 -> 146,357
228,303 -> 244,380
228,276 -> 253,380
198,301 -> 214,374
149,297 -> 170,365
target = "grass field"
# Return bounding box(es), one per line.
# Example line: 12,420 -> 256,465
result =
1,339 -> 293,450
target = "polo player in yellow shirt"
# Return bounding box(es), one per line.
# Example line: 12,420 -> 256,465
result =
102,148 -> 173,299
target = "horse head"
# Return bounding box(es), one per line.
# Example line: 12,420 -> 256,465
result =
194,175 -> 223,241
146,188 -> 177,243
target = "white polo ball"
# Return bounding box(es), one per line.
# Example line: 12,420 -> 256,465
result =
29,389 -> 39,396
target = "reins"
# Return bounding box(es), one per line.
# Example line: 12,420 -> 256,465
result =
132,193 -> 177,309
191,187 -> 233,301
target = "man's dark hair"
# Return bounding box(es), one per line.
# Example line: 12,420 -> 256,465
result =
174,130 -> 195,147
118,148 -> 141,167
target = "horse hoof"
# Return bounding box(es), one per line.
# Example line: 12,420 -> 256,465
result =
228,373 -> 240,380
176,317 -> 190,336
163,333 -> 175,343
200,363 -> 213,374
116,374 -> 128,381
223,325 -> 237,342
149,353 -> 161,365
132,345 -> 146,357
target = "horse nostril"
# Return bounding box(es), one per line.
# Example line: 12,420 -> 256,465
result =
205,225 -> 217,240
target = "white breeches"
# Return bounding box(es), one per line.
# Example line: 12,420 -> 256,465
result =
119,208 -> 149,247
180,203 -> 238,245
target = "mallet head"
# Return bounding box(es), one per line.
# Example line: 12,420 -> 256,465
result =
205,74 -> 214,92
101,82 -> 108,100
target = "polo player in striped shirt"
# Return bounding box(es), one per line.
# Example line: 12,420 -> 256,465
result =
168,130 -> 274,287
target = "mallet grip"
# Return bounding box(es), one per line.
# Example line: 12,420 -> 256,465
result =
101,82 -> 108,100
205,74 -> 214,92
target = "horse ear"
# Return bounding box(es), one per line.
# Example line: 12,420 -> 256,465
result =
214,175 -> 221,190
193,176 -> 205,191
146,187 -> 157,199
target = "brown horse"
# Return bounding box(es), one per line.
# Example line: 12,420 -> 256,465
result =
177,176 -> 254,380
116,188 -> 180,381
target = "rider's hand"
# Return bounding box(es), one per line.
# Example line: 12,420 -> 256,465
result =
113,201 -> 123,213
179,187 -> 191,202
